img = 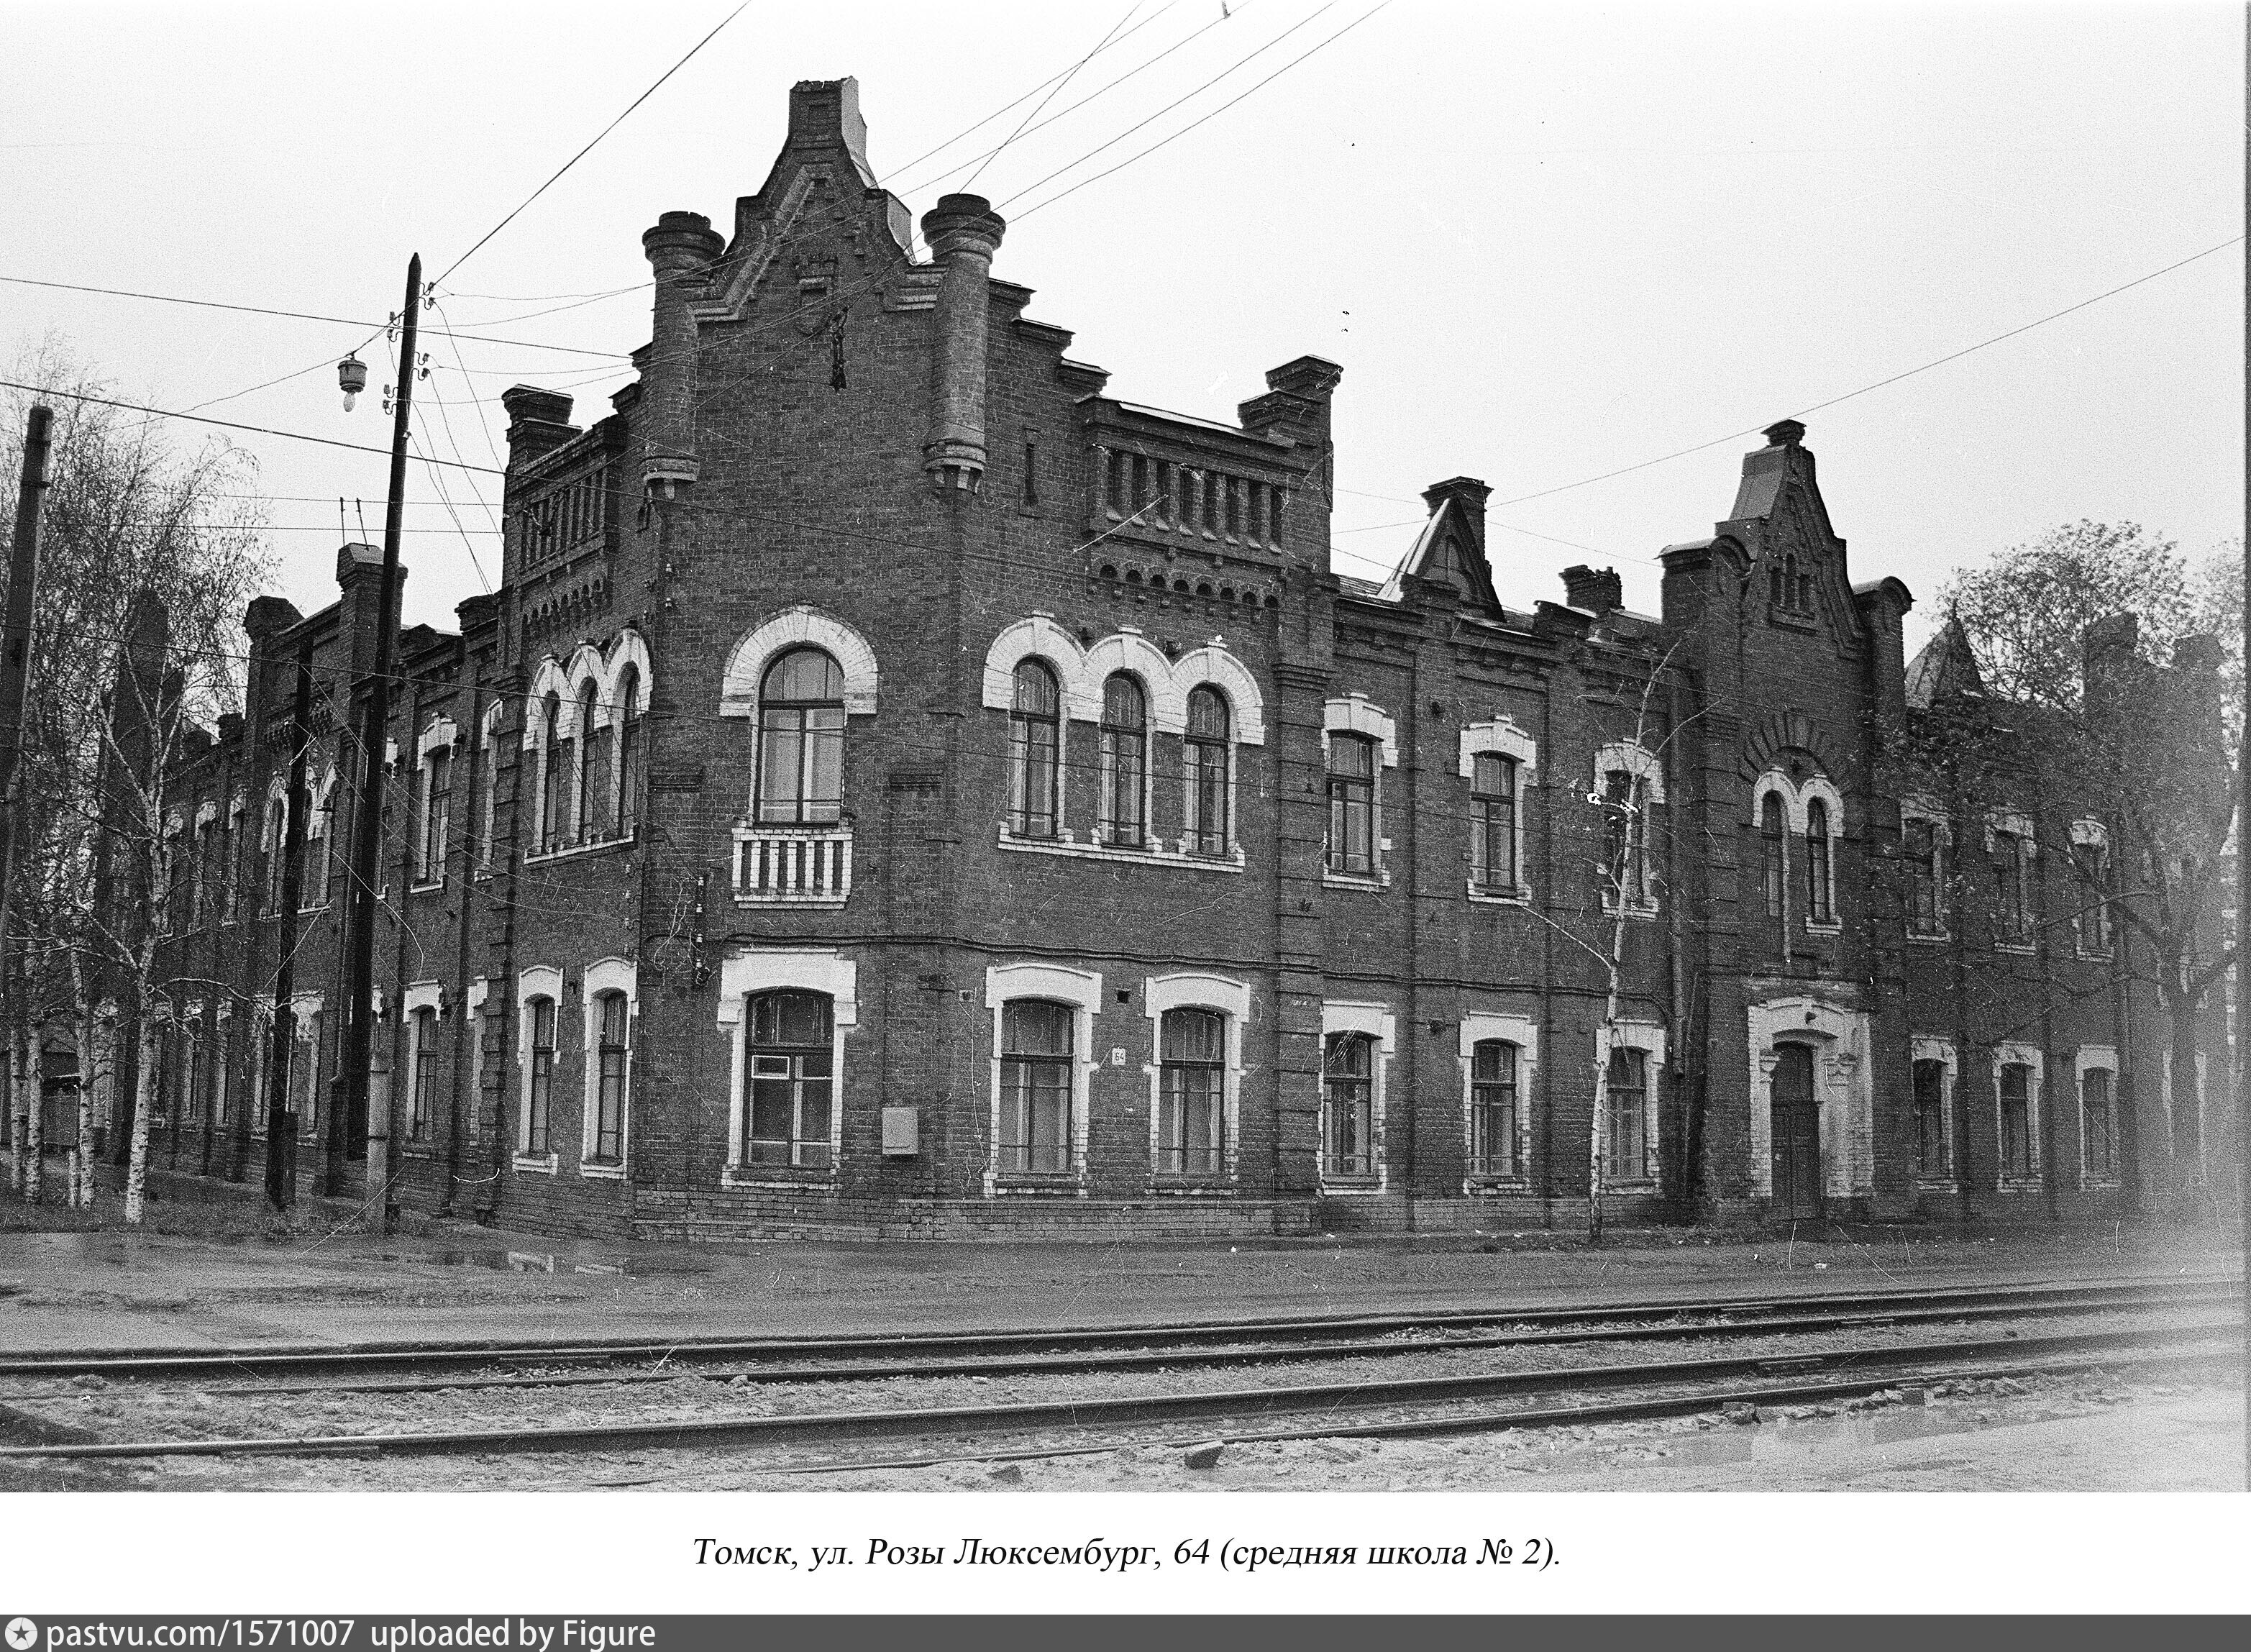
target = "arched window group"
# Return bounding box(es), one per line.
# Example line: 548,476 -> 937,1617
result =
529,637 -> 650,857
1751,772 -> 1840,944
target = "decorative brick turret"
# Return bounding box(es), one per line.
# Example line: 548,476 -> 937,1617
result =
640,209 -> 724,494
1562,564 -> 1623,614
921,193 -> 1007,493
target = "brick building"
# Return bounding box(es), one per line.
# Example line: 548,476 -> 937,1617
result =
103,80 -> 2226,1240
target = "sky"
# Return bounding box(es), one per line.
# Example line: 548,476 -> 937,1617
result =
1,0 -> 2241,654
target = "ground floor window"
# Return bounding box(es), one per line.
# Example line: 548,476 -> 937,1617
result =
1469,1039 -> 1519,1176
747,990 -> 833,1169
1999,1061 -> 2035,1180
408,1007 -> 437,1143
1602,1046 -> 1650,1181
524,998 -> 554,1155
1913,1057 -> 1949,1178
1322,1032 -> 1376,1177
298,1013 -> 324,1141
999,1000 -> 1073,1174
1156,1008 -> 1224,1177
590,990 -> 629,1164
2081,1067 -> 2116,1180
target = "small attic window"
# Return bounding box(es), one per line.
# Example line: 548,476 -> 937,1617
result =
1768,551 -> 1814,616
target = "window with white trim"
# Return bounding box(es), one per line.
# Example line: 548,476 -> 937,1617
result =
1007,660 -> 1062,840
1322,1031 -> 1376,1178
746,990 -> 834,1169
408,1005 -> 438,1143
1469,1040 -> 1521,1177
1597,743 -> 1663,917
1760,790 -> 1788,952
416,741 -> 452,886
2070,821 -> 2112,958
588,990 -> 629,1165
1325,734 -> 1378,877
538,692 -> 567,854
1804,798 -> 1835,926
1993,1044 -> 2042,1185
2080,1062 -> 2117,1182
523,995 -> 555,1156
757,648 -> 846,825
1183,685 -> 1231,857
1097,672 -> 1148,848
1913,1055 -> 1950,1179
1988,813 -> 2036,949
1156,1008 -> 1225,1177
1904,808 -> 1948,939
1470,755 -> 1519,895
614,665 -> 644,841
575,680 -> 607,846
998,1000 -> 1074,1174
1604,1046 -> 1651,1180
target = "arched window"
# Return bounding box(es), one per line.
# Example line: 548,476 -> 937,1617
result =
475,703 -> 501,875
1603,769 -> 1650,905
757,647 -> 846,826
2072,831 -> 2111,956
614,666 -> 644,841
524,997 -> 554,1154
998,999 -> 1072,1173
1912,1057 -> 1950,1179
590,990 -> 629,1164
1469,1039 -> 1518,1176
746,989 -> 834,1168
417,742 -> 452,884
1325,734 -> 1376,875
1184,686 -> 1231,857
307,780 -> 334,909
1905,814 -> 1945,936
1158,1007 -> 1224,1177
1991,823 -> 2034,947
1470,753 -> 1517,893
1804,798 -> 1833,925
575,680 -> 606,845
265,796 -> 288,913
539,692 -> 566,852
1097,672 -> 1146,848
1007,660 -> 1061,840
1322,1031 -> 1376,1177
408,1006 -> 438,1142
299,1010 -> 325,1141
1760,792 -> 1786,949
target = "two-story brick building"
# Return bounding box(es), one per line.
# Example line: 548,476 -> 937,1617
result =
100,78 -> 2224,1241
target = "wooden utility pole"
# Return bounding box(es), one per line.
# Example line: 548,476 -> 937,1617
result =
336,255 -> 419,1226
2,406 -> 53,1190
262,636 -> 315,1213
2237,0 -> 2248,1492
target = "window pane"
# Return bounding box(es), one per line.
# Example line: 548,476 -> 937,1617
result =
1013,660 -> 1059,716
1187,686 -> 1229,741
1003,1000 -> 1073,1057
1329,733 -> 1374,778
1161,1008 -> 1224,1064
764,647 -> 844,703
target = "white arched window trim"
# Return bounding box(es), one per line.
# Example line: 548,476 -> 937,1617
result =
980,615 -> 1096,721
1983,810 -> 2037,854
514,964 -> 564,1171
1323,695 -> 1397,767
1991,1041 -> 2045,1189
1910,1034 -> 1958,1186
1460,1010 -> 1538,1189
1172,644 -> 1266,746
578,957 -> 637,1177
984,962 -> 1102,1194
1142,972 -> 1251,1189
598,629 -> 652,730
1461,717 -> 1538,904
723,606 -> 880,719
1320,1000 -> 1397,1194
402,979 -> 445,1146
716,947 -> 857,1184
476,700 -> 505,878
1085,629 -> 1185,733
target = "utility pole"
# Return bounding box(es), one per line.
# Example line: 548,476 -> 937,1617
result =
336,254 -> 419,1228
1,406 -> 52,1187
262,636 -> 314,1214
2236,0 -> 2248,1492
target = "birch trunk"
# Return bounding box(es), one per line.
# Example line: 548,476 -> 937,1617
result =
6,1029 -> 25,1196
124,1020 -> 155,1224
73,1006 -> 97,1208
20,1030 -> 42,1205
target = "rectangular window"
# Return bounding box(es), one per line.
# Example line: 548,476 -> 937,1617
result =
746,990 -> 834,1169
2081,1067 -> 2116,1179
1321,1032 -> 1376,1177
592,992 -> 629,1164
998,1000 -> 1073,1175
1603,1046 -> 1650,1181
1992,829 -> 2033,947
1470,754 -> 1517,893
526,998 -> 554,1155
1157,1008 -> 1225,1177
1999,1062 -> 2035,1179
1469,1039 -> 1519,1177
408,1007 -> 437,1142
1912,1057 -> 1949,1178
1325,736 -> 1376,876
1604,771 -> 1647,906
299,1012 -> 324,1141
419,747 -> 452,884
2073,841 -> 2111,955
1906,818 -> 1943,936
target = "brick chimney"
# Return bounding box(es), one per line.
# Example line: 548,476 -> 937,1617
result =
921,192 -> 1007,493
639,209 -> 724,494
1421,476 -> 1490,553
1562,565 -> 1623,614
500,386 -> 578,470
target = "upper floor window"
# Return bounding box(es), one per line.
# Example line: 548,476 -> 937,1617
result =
538,692 -> 567,853
417,743 -> 452,885
1156,1007 -> 1224,1177
475,703 -> 501,876
1097,672 -> 1147,849
575,680 -> 608,845
1603,1046 -> 1651,1182
758,647 -> 844,826
265,795 -> 288,913
1804,798 -> 1835,926
2070,826 -> 2112,957
310,778 -> 335,906
1760,793 -> 1788,947
1470,753 -> 1518,894
524,996 -> 555,1156
1768,550 -> 1813,614
1184,686 -> 1231,857
1007,660 -> 1061,840
590,990 -> 629,1165
615,667 -> 644,841
1990,821 -> 2035,949
1905,814 -> 1946,938
998,999 -> 1072,1174
746,989 -> 834,1169
408,1006 -> 438,1142
1469,1039 -> 1520,1177
1602,769 -> 1651,909
1321,1031 -> 1376,1178
1325,734 -> 1377,876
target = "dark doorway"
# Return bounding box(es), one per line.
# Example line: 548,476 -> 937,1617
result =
1770,1042 -> 1822,1220
40,1045 -> 81,1152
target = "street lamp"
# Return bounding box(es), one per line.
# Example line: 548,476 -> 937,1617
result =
337,354 -> 367,412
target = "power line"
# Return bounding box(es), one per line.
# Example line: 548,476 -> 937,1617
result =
434,1 -> 752,286
959,1 -> 1149,194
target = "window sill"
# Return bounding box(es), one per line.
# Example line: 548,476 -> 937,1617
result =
1321,869 -> 1389,892
1912,1177 -> 1958,1192
528,836 -> 634,867
2074,950 -> 2113,964
408,880 -> 444,896
513,1152 -> 559,1175
991,1175 -> 1085,1197
997,829 -> 1245,873
1804,921 -> 1842,936
2078,1176 -> 2121,1191
577,1161 -> 626,1181
1994,944 -> 2038,957
1907,930 -> 1952,944
1466,884 -> 1531,906
1149,1177 -> 1234,1196
1465,1175 -> 1530,1192
1604,1178 -> 1658,1192
1601,899 -> 1661,921
399,1144 -> 438,1159
1994,1177 -> 2042,1193
1318,1176 -> 1383,1194
723,1167 -> 836,1190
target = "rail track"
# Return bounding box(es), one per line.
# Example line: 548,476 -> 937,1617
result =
0,1272 -> 2235,1471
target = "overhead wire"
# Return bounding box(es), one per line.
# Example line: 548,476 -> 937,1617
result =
956,1 -> 1150,195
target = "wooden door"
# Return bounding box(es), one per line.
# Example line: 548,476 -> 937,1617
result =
1769,1043 -> 1822,1220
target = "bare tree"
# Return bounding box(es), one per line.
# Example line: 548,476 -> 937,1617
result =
2,339 -> 270,1218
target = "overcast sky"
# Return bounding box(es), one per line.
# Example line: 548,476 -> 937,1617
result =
4,0 -> 2240,650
